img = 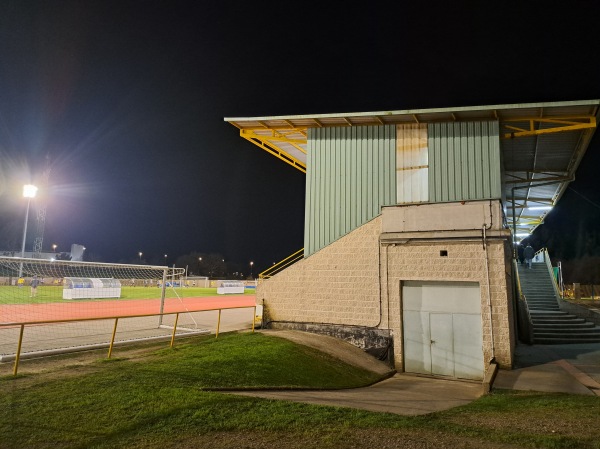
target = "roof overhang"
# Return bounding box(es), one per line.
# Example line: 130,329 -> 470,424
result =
225,99 -> 600,239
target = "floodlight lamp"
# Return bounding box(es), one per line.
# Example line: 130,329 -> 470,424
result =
515,233 -> 530,238
23,184 -> 38,198
527,206 -> 552,211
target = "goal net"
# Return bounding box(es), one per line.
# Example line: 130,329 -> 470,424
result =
0,257 -> 212,362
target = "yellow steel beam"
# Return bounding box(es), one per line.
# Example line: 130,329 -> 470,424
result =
514,222 -> 541,226
240,130 -> 306,173
514,215 -> 547,219
284,120 -> 307,136
240,128 -> 306,143
509,223 -> 542,229
501,116 -> 596,138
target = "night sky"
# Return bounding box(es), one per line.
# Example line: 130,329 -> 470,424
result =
1,1 -> 599,276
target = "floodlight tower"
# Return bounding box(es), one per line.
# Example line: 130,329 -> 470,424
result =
33,155 -> 51,258
19,184 -> 38,277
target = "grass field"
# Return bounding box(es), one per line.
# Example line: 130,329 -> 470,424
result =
1,332 -> 599,449
0,286 -> 255,305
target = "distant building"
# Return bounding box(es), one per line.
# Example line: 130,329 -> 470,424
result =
1,243 -> 85,261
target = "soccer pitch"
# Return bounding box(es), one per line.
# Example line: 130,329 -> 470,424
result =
0,285 -> 255,305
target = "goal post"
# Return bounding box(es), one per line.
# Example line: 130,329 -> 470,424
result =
0,257 -> 174,288
0,257 -> 192,359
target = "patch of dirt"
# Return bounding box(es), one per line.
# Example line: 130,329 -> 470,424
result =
0,338 -> 169,386
446,411 -> 599,439
260,329 -> 395,376
156,429 -> 520,449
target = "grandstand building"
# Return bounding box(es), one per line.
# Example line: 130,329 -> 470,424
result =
226,100 -> 600,380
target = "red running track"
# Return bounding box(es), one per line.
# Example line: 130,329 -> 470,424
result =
0,295 -> 256,324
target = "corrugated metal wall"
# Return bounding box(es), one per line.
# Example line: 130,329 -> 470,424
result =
428,121 -> 501,202
305,125 -> 396,256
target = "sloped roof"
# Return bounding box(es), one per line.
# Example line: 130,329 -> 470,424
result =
226,100 -> 600,238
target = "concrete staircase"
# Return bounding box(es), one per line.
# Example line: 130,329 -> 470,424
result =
518,263 -> 600,344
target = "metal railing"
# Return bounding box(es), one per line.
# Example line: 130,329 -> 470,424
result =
514,259 -> 534,344
258,248 -> 304,280
2,305 -> 256,376
539,247 -> 563,301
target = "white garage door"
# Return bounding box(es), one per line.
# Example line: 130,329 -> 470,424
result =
402,281 -> 484,380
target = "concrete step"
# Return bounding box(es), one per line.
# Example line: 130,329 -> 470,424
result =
520,273 -> 553,277
529,310 -> 578,320
535,336 -> 600,344
534,327 -> 600,335
531,318 -> 587,325
518,263 -> 600,344
529,304 -> 560,313
534,322 -> 596,329
531,316 -> 580,322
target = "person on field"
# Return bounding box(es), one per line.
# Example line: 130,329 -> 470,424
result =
30,275 -> 40,297
17,277 -> 25,288
524,244 -> 535,269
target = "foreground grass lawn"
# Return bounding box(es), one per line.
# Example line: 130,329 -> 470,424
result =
1,332 -> 599,449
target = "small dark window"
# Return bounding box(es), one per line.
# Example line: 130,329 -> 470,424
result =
440,250 -> 448,257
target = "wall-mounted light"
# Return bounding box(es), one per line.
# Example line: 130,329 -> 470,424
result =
527,206 -> 553,211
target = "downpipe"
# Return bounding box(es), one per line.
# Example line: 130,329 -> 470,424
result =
482,222 -> 496,362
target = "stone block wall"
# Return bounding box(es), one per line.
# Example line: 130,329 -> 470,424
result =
383,239 -> 515,370
256,217 -> 382,327
257,214 -> 516,371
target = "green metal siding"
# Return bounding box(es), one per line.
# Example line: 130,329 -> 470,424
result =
428,121 -> 501,203
305,125 -> 396,256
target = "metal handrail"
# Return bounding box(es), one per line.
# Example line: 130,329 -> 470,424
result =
514,259 -> 534,344
2,305 -> 257,376
557,261 -> 564,298
258,248 -> 304,279
541,247 -> 563,301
